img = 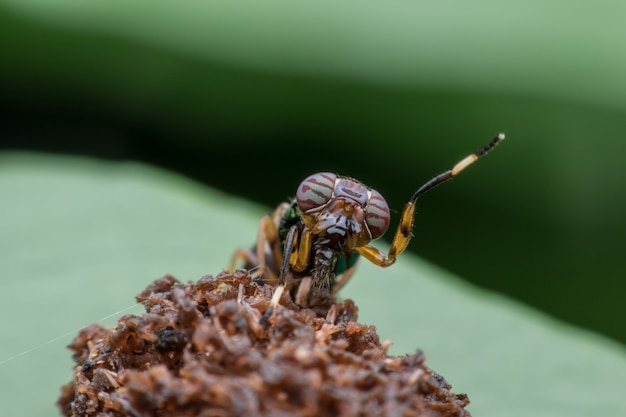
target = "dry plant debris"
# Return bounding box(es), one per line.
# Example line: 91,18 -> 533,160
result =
58,270 -> 471,417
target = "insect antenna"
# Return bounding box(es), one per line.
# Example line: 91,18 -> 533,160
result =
410,133 -> 505,203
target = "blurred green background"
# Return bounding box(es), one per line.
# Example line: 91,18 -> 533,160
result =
1,1 -> 626,415
4,0 -> 624,345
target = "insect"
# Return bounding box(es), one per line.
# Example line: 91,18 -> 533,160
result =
232,133 -> 505,318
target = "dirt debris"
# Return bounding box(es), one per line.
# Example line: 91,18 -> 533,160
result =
58,270 -> 471,417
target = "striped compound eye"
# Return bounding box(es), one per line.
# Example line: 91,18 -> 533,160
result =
296,172 -> 337,212
365,189 -> 390,239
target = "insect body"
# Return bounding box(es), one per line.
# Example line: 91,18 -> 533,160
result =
232,133 -> 506,314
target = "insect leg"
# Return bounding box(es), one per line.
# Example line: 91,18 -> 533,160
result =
357,133 -> 505,267
279,225 -> 298,286
229,248 -> 259,276
289,228 -> 313,272
261,225 -> 298,325
294,277 -> 313,306
230,214 -> 285,283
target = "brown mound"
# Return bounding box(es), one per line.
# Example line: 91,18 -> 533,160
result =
58,270 -> 471,417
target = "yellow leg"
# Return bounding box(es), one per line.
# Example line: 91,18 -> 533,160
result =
290,228 -> 313,273
355,200 -> 416,267
294,277 -> 313,306
356,133 -> 505,268
255,215 -> 284,285
229,248 -> 260,277
230,213 -> 286,285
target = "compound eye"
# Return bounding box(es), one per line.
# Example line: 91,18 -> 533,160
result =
365,189 -> 390,239
296,172 -> 337,212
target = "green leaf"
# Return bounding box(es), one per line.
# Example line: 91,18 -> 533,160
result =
4,0 -> 626,110
0,153 -> 624,416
